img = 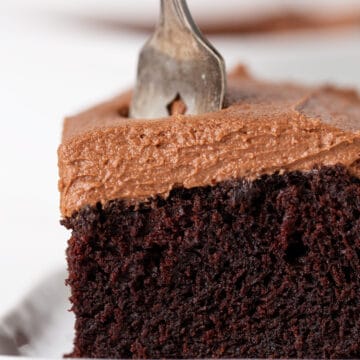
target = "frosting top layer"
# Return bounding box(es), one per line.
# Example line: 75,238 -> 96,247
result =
59,66 -> 360,217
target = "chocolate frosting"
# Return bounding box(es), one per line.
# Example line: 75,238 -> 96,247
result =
59,66 -> 360,217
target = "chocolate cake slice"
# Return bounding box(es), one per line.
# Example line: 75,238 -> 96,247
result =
59,67 -> 360,359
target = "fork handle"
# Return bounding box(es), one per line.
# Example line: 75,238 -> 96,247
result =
160,0 -> 197,31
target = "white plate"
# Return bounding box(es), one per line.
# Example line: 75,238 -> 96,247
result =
0,270 -> 73,358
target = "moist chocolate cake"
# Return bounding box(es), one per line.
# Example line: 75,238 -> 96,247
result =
59,67 -> 360,359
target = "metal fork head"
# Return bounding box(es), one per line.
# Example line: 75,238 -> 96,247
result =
130,0 -> 226,119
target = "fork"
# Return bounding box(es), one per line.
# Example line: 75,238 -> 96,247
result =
130,0 -> 226,119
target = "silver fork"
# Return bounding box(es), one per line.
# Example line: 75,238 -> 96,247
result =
130,0 -> 226,119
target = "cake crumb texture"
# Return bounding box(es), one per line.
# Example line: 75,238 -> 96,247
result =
64,165 -> 360,359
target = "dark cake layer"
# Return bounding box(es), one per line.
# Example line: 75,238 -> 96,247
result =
63,165 -> 360,359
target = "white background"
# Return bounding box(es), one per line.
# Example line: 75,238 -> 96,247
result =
1,0 -> 360,325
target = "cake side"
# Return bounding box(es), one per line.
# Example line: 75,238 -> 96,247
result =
63,165 -> 360,359
58,68 -> 360,217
